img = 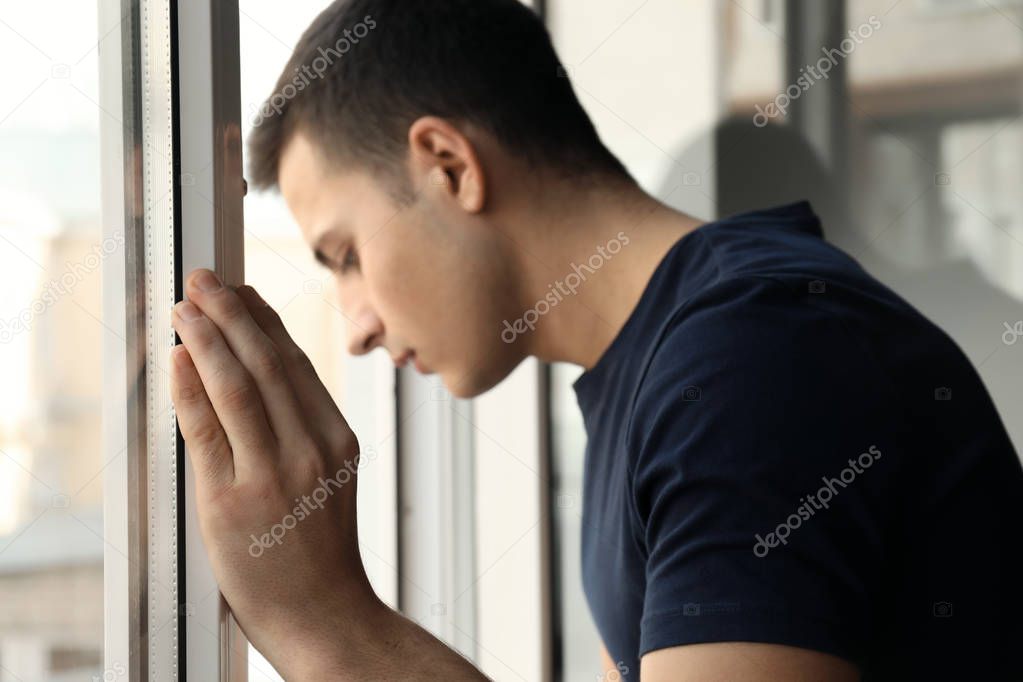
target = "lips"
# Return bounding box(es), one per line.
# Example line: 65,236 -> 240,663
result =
413,353 -> 430,374
391,349 -> 430,374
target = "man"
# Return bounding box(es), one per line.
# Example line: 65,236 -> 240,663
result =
168,0 -> 1023,679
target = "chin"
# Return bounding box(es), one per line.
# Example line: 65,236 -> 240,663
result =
440,354 -> 524,399
442,372 -> 491,399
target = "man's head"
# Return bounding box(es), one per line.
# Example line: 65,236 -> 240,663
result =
249,0 -> 632,397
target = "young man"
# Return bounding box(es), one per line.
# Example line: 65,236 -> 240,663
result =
168,0 -> 1023,679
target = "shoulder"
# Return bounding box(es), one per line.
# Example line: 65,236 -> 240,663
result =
623,272 -> 898,489
627,273 -> 864,433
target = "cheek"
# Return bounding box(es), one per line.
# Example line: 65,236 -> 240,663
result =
363,235 -> 447,329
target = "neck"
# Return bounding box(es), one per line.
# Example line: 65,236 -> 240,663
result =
510,175 -> 705,369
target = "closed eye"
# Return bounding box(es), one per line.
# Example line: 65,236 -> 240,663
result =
313,244 -> 359,275
336,246 -> 359,274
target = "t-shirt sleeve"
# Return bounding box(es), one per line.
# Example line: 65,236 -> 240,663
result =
626,275 -> 899,668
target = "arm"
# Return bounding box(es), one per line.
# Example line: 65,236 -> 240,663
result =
599,642 -> 615,676
169,269 -> 487,681
641,642 -> 859,682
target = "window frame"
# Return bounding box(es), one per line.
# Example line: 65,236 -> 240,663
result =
100,0 -> 248,677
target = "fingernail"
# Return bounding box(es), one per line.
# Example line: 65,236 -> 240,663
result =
175,301 -> 202,321
193,269 -> 222,292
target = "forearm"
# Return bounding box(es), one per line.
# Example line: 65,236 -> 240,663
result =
281,596 -> 490,681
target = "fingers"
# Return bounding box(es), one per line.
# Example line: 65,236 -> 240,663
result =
169,344 -> 235,495
236,284 -> 357,458
172,296 -> 277,478
183,270 -> 310,449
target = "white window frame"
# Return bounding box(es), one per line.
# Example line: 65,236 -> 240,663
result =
101,0 -> 248,678
397,361 -> 552,682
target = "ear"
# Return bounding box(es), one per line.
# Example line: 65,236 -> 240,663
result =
407,116 -> 486,213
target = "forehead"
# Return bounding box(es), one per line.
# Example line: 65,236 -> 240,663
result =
278,132 -> 374,247
278,131 -> 408,252
278,132 -> 330,240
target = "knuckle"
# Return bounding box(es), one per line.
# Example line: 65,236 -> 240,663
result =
219,379 -> 257,412
174,379 -> 204,405
292,452 -> 328,484
242,475 -> 284,508
187,317 -> 218,350
250,300 -> 281,329
197,443 -> 229,486
189,420 -> 223,449
254,344 -> 287,380
288,346 -> 316,374
219,293 -> 247,322
260,303 -> 283,327
325,427 -> 360,465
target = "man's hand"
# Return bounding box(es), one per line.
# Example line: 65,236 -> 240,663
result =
169,268 -> 385,679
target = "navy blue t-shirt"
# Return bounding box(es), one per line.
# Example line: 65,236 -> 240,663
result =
574,201 -> 1023,681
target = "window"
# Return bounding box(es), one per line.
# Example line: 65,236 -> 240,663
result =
0,3 -> 107,679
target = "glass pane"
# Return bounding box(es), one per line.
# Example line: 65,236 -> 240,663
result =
841,0 -> 1023,444
0,3 -> 107,680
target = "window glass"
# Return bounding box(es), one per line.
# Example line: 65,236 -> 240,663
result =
0,3 -> 107,680
841,0 -> 1023,444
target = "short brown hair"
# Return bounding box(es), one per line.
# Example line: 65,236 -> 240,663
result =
247,0 -> 630,202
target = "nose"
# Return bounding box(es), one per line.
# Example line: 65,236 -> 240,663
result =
338,281 -> 384,356
346,308 -> 384,356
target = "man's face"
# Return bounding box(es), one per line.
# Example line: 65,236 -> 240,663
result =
278,131 -> 524,398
